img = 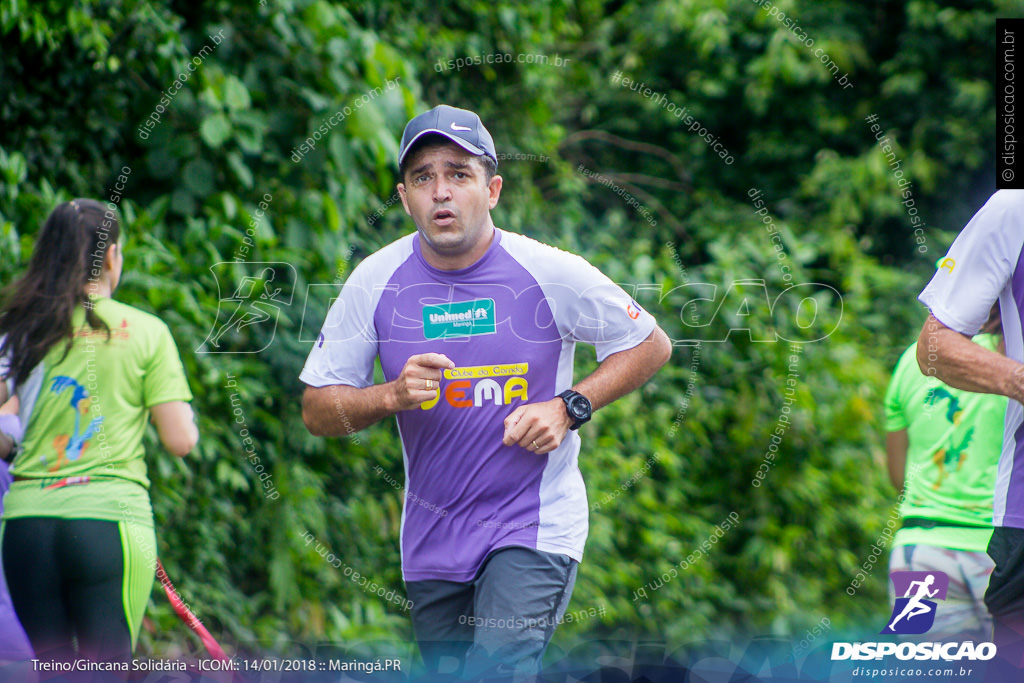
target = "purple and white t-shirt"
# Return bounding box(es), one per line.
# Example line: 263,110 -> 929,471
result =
300,228 -> 656,581
919,189 -> 1024,529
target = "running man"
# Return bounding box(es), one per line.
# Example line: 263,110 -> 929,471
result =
300,104 -> 672,679
918,190 -> 1024,664
888,574 -> 940,632
205,267 -> 284,348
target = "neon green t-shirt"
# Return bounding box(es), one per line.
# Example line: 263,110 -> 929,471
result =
884,335 -> 1006,551
3,297 -> 192,524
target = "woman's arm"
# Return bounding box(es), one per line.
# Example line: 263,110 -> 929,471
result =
150,401 -> 199,457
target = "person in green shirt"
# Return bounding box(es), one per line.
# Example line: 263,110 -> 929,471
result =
884,307 -> 1005,640
0,198 -> 199,666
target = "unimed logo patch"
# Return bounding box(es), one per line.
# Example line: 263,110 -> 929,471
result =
423,299 -> 496,339
883,571 -> 948,635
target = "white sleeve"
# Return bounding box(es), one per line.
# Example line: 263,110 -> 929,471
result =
298,264 -> 381,389
919,191 -> 1024,335
503,233 -> 657,361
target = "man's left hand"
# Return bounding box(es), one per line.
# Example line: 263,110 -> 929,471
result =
502,398 -> 572,455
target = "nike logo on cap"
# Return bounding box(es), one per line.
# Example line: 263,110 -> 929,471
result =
450,122 -> 472,131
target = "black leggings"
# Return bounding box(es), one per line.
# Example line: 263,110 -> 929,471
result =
2,518 -> 134,664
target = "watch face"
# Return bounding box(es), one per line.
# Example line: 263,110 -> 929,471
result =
569,396 -> 590,419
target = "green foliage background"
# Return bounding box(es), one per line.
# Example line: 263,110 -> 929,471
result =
0,0 -> 1013,664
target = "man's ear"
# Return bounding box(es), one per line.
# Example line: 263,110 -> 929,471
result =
398,183 -> 412,216
487,175 -> 503,209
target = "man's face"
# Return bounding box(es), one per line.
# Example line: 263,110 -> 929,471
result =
398,141 -> 502,268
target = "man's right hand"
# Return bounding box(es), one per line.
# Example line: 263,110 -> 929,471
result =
303,353 -> 455,436
387,353 -> 455,412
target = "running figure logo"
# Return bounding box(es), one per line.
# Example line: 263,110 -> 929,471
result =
198,262 -> 296,354
882,571 -> 949,635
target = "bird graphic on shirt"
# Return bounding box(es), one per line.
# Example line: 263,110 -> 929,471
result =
47,376 -> 104,472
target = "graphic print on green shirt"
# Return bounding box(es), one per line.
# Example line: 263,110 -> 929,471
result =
10,297 -> 192,489
884,334 -> 1006,550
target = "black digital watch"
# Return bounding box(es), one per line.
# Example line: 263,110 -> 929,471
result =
557,389 -> 592,431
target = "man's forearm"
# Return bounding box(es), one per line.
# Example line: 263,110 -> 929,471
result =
917,314 -> 1024,402
303,353 -> 455,437
574,326 -> 672,411
302,383 -> 398,437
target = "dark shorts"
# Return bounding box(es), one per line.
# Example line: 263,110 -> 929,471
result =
406,546 -> 577,680
985,527 -> 1024,617
985,526 -> 1024,666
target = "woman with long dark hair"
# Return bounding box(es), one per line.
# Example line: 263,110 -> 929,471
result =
0,198 -> 198,665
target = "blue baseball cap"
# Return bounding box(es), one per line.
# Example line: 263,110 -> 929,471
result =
398,105 -> 497,167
